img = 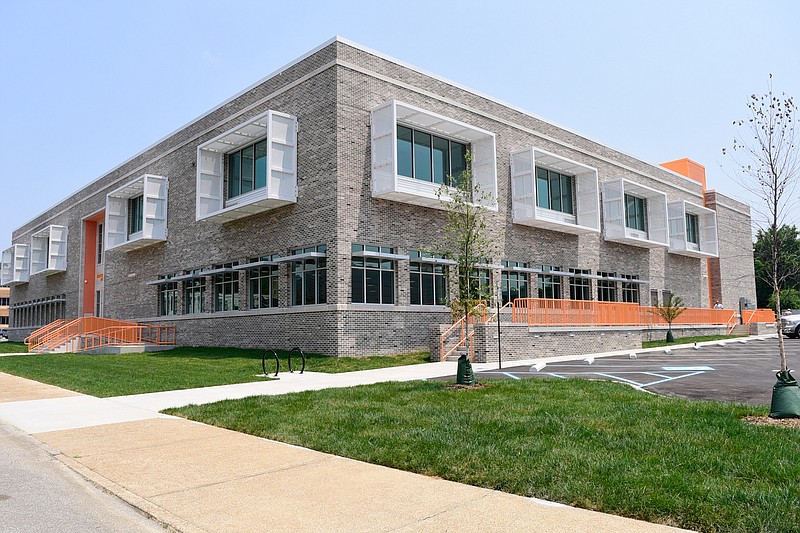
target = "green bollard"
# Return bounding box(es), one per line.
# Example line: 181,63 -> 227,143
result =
769,370 -> 800,418
456,354 -> 476,386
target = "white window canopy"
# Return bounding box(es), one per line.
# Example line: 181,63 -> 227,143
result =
106,174 -> 168,252
30,225 -> 68,276
602,178 -> 668,248
668,200 -> 718,258
196,110 -> 297,223
371,100 -> 497,211
510,147 -> 600,234
1,244 -> 30,285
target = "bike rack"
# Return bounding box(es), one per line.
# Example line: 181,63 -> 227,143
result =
262,350 -> 279,377
289,347 -> 306,374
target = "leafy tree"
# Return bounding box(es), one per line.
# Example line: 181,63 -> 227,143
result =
753,225 -> 800,309
724,75 -> 800,376
435,152 -> 498,361
653,293 -> 687,343
768,288 -> 800,312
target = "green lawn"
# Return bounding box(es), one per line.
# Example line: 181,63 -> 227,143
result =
0,341 -> 27,354
0,347 -> 428,397
166,379 -> 799,533
642,334 -> 742,349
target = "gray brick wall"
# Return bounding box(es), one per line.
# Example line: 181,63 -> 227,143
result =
6,39 -> 756,356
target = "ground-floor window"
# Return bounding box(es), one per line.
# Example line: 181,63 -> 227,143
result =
184,276 -> 205,314
597,271 -> 617,302
501,261 -> 529,304
291,245 -> 327,306
466,267 -> 491,301
249,260 -> 279,309
409,251 -> 448,305
537,265 -> 562,299
213,264 -> 239,312
158,281 -> 178,316
621,274 -> 640,304
569,268 -> 592,301
351,245 -> 395,304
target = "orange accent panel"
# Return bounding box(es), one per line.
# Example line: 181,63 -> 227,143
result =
83,220 -> 98,316
660,158 -> 707,193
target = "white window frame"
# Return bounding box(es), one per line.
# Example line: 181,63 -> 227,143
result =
667,200 -> 718,258
602,178 -> 669,248
106,174 -> 168,252
1,244 -> 30,285
30,225 -> 68,276
196,109 -> 298,223
371,100 -> 497,211
511,147 -> 600,234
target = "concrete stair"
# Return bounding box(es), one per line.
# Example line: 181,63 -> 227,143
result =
729,324 -> 750,336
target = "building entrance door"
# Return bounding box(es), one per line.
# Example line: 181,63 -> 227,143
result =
82,212 -> 105,317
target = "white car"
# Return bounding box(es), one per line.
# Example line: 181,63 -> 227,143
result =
781,313 -> 800,338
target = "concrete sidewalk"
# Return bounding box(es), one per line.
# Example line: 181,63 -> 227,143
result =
0,360 -> 694,532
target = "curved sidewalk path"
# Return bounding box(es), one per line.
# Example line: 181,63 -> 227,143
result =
0,359 -> 695,532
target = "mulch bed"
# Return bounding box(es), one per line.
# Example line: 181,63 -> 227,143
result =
742,416 -> 800,429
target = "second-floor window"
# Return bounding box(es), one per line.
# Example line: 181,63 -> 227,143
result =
397,125 -> 468,185
624,194 -> 646,232
128,195 -> 143,236
686,213 -> 699,245
227,140 -> 268,200
536,167 -> 574,214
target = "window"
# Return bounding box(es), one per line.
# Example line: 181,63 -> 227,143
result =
291,245 -> 327,306
184,274 -> 206,314
535,167 -> 574,214
598,272 -> 617,302
468,268 -> 491,300
0,298 -> 8,306
227,140 -> 268,200
686,213 -> 699,245
537,265 -> 562,299
501,261 -> 529,305
97,223 -> 104,265
248,256 -> 279,309
397,125 -> 468,185
0,316 -> 8,325
409,251 -> 448,305
128,195 -> 144,236
213,263 -> 239,312
624,194 -> 646,232
158,277 -> 178,316
95,290 -> 102,317
569,268 -> 592,301
351,245 -> 395,304
622,274 -> 640,304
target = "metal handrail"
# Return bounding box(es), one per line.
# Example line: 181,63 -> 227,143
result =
24,319 -> 68,346
439,301 -> 490,362
28,317 -> 176,353
511,298 -> 746,328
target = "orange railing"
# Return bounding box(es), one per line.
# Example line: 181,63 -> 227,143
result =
743,308 -> 776,324
24,319 -> 69,347
79,324 -> 176,352
439,301 -> 490,362
27,317 -> 176,354
510,298 -> 760,328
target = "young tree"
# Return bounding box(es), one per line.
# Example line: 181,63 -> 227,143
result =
435,153 -> 498,375
653,293 -> 686,343
724,75 -> 800,379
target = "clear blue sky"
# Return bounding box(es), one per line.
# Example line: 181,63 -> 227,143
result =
1,0 -> 798,250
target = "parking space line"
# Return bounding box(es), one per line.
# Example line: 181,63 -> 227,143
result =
641,371 -> 705,387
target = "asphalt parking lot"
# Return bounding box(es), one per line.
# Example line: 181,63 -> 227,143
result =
476,336 -> 800,406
